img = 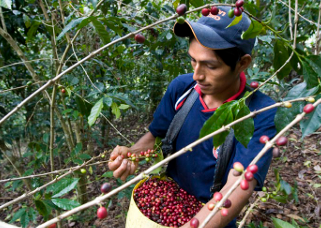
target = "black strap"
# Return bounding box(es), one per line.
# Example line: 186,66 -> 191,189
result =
210,86 -> 254,194
161,89 -> 198,157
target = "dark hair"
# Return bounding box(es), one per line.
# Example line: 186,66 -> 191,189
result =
189,36 -> 246,71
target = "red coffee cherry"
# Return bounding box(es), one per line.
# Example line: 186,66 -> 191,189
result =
276,136 -> 288,146
247,164 -> 258,174
210,6 -> 219,15
236,0 -> 245,7
101,182 -> 112,194
303,104 -> 314,114
201,8 -> 210,16
176,4 -> 187,15
61,88 -> 66,94
250,81 -> 259,89
259,135 -> 269,144
244,171 -> 254,181
240,179 -> 249,190
47,224 -> 57,228
223,199 -> 232,208
190,217 -> 199,228
221,208 -> 229,216
272,147 -> 281,157
213,192 -> 223,202
97,207 -> 108,219
234,7 -> 242,16
207,202 -> 215,210
135,34 -> 145,43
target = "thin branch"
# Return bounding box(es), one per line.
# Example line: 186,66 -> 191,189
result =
0,151 -> 108,210
0,6 -> 7,33
288,0 -> 293,40
238,197 -> 261,228
315,2 -> 321,54
0,3 -> 233,126
0,81 -> 46,94
36,96 -> 311,228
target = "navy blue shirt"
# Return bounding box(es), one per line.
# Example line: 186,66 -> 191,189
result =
149,73 -> 276,227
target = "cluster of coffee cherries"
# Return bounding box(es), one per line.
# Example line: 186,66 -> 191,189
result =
228,0 -> 245,17
134,178 -> 203,227
96,182 -> 112,219
233,162 -> 258,191
127,149 -> 158,163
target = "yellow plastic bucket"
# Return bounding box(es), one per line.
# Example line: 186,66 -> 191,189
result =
125,176 -> 169,228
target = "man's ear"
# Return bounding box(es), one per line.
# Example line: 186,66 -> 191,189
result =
236,54 -> 252,73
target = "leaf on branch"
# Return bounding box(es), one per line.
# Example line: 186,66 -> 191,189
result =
273,40 -> 292,80
0,0 -> 12,10
233,104 -> 254,148
301,56 -> 321,89
241,19 -> 263,40
226,14 -> 243,28
111,102 -> 121,119
35,200 -> 50,219
190,0 -> 203,7
47,178 -> 80,198
27,21 -> 41,42
272,217 -> 296,228
300,94 -> 321,138
92,18 -> 110,44
51,198 -> 80,210
88,98 -> 104,126
9,208 -> 26,223
199,101 -> 237,148
57,17 -> 88,41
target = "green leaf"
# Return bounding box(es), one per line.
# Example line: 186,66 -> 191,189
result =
51,198 -> 80,210
78,153 -> 92,160
233,105 -> 254,148
241,19 -> 263,40
284,82 -> 319,101
20,209 -> 30,228
271,195 -> 288,203
92,18 -> 110,44
0,0 -> 12,9
119,104 -> 130,110
190,0 -> 203,7
75,96 -> 92,117
273,40 -> 292,80
226,14 -> 243,28
47,178 -> 79,198
200,101 -> 237,148
23,14 -> 31,28
35,200 -> 50,218
272,217 -> 296,228
27,208 -> 37,223
57,17 -> 87,41
9,208 -> 26,223
300,95 -> 321,138
301,57 -> 320,89
102,171 -> 114,178
88,98 -> 104,126
280,180 -> 292,195
27,21 -> 41,42
111,102 -> 121,119
150,151 -> 164,174
274,102 -> 303,132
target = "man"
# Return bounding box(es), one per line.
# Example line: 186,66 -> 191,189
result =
108,6 -> 276,228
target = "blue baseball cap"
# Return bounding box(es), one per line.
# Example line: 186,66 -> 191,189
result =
173,6 -> 256,55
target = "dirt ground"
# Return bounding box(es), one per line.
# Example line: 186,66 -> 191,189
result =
1,114 -> 321,228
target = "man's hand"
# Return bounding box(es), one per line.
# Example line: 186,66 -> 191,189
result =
108,145 -> 138,181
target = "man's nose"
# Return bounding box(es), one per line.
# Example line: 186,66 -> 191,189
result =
193,64 -> 205,81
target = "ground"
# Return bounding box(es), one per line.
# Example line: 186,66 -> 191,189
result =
0,114 -> 320,227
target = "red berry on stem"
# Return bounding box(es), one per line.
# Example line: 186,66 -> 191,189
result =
276,136 -> 288,146
234,7 -> 242,16
247,164 -> 258,174
47,224 -> 57,228
240,6 -> 244,11
201,8 -> 210,16
135,34 -> 145,43
176,4 -> 187,15
272,147 -> 280,157
210,6 -> 219,15
97,207 -> 108,219
303,104 -> 314,114
250,81 -> 259,89
101,182 -> 112,194
190,218 -> 199,228
61,89 -> 66,93
244,171 -> 254,181
259,135 -> 269,144
223,199 -> 232,208
207,202 -> 215,210
127,152 -> 131,157
213,192 -> 223,202
236,0 -> 244,7
233,162 -> 244,172
240,179 -> 249,190
221,208 -> 229,216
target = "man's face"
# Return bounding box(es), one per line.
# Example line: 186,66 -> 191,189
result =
188,39 -> 240,97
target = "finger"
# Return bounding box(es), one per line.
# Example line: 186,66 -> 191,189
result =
129,161 -> 137,175
108,155 -> 123,171
120,162 -> 131,181
113,159 -> 128,179
110,145 -> 121,160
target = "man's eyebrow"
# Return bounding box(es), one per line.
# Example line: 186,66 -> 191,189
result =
187,52 -> 219,64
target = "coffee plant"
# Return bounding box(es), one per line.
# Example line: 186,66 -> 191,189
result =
0,0 -> 321,228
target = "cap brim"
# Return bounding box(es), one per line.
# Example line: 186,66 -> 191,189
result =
173,20 -> 235,50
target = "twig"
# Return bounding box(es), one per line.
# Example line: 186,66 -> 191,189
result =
315,2 -> 321,54
36,96 -> 311,228
0,3 -> 233,126
0,82 -> 46,94
0,151 -> 108,210
238,197 -> 261,228
288,0 -> 293,40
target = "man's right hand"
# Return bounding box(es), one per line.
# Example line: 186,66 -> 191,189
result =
108,145 -> 138,181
